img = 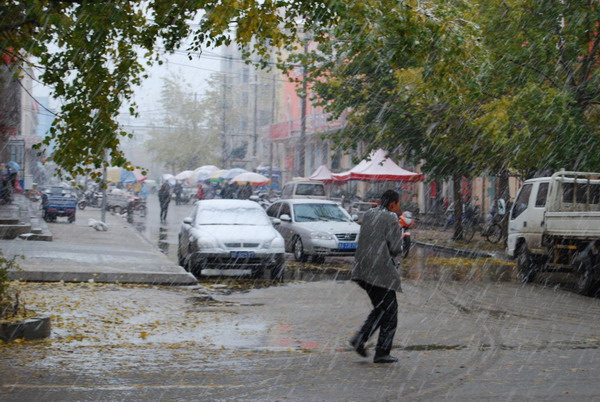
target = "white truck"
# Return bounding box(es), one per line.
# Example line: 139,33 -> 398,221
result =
507,171 -> 600,295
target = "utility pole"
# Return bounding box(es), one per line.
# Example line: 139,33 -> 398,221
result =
252,75 -> 258,160
100,149 -> 108,223
298,40 -> 308,178
221,74 -> 228,168
269,72 -> 276,190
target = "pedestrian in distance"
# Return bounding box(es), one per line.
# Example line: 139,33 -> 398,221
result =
174,180 -> 183,205
350,189 -> 404,363
158,182 -> 171,222
197,182 -> 204,201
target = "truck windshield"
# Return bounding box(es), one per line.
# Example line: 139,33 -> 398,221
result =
511,184 -> 532,219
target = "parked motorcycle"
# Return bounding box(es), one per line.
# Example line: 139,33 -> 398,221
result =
399,211 -> 415,258
78,190 -> 103,210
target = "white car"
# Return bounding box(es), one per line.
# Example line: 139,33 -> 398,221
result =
178,200 -> 285,279
266,199 -> 360,263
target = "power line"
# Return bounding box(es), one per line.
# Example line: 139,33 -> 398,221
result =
7,69 -> 60,118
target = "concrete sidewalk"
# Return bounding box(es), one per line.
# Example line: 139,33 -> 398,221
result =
0,198 -> 196,285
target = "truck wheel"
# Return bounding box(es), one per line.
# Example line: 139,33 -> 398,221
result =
516,243 -> 536,283
575,261 -> 595,296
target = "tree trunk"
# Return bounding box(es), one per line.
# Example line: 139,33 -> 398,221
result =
497,167 -> 510,246
452,174 -> 463,240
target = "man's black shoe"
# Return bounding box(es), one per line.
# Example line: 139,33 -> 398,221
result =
373,355 -> 398,364
349,337 -> 368,357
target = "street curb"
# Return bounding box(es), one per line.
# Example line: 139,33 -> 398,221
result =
0,315 -> 51,342
414,240 -> 496,259
8,271 -> 198,286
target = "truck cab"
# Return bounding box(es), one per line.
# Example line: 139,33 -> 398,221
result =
507,177 -> 550,258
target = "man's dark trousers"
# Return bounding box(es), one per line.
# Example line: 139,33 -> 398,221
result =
354,280 -> 398,357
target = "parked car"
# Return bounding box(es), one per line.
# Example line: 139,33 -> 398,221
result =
177,199 -> 285,279
266,199 -> 360,263
280,180 -> 327,200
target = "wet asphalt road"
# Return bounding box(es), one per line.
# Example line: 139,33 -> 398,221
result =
3,277 -> 600,400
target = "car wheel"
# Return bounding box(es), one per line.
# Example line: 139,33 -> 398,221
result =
113,205 -> 122,214
576,260 -> 596,296
177,244 -> 186,269
188,261 -> 202,278
516,243 -> 536,283
68,215 -> 76,223
293,236 -> 308,262
251,268 -> 264,279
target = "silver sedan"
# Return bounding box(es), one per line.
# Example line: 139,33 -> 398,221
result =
266,199 -> 360,263
178,200 -> 285,279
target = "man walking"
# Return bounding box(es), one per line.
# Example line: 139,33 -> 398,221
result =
158,182 -> 171,222
350,189 -> 404,363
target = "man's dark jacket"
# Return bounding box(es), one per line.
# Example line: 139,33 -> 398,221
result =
351,206 -> 403,292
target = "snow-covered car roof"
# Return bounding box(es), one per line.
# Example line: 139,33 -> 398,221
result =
196,199 -> 264,209
278,198 -> 340,205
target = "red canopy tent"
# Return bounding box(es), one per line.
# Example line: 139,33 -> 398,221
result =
332,149 -> 424,182
309,165 -> 335,183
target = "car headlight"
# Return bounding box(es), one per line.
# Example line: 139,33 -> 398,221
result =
196,236 -> 219,250
310,231 -> 334,240
262,236 -> 284,249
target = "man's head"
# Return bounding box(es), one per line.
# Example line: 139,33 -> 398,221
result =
380,189 -> 401,214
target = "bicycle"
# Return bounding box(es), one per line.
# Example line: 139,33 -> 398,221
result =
461,217 -> 482,243
477,211 -> 507,244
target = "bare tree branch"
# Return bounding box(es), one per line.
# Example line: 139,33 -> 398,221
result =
508,59 -> 559,88
578,30 -> 600,93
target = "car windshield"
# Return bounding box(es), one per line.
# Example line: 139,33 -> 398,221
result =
47,187 -> 67,196
294,203 -> 351,222
195,206 -> 271,226
296,184 -> 325,196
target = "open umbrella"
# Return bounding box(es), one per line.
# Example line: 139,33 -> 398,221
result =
195,170 -> 213,182
162,173 -> 176,185
230,172 -> 271,186
209,169 -> 229,182
223,168 -> 248,180
194,165 -> 220,174
7,161 -> 20,172
121,168 -> 147,183
175,170 -> 194,182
